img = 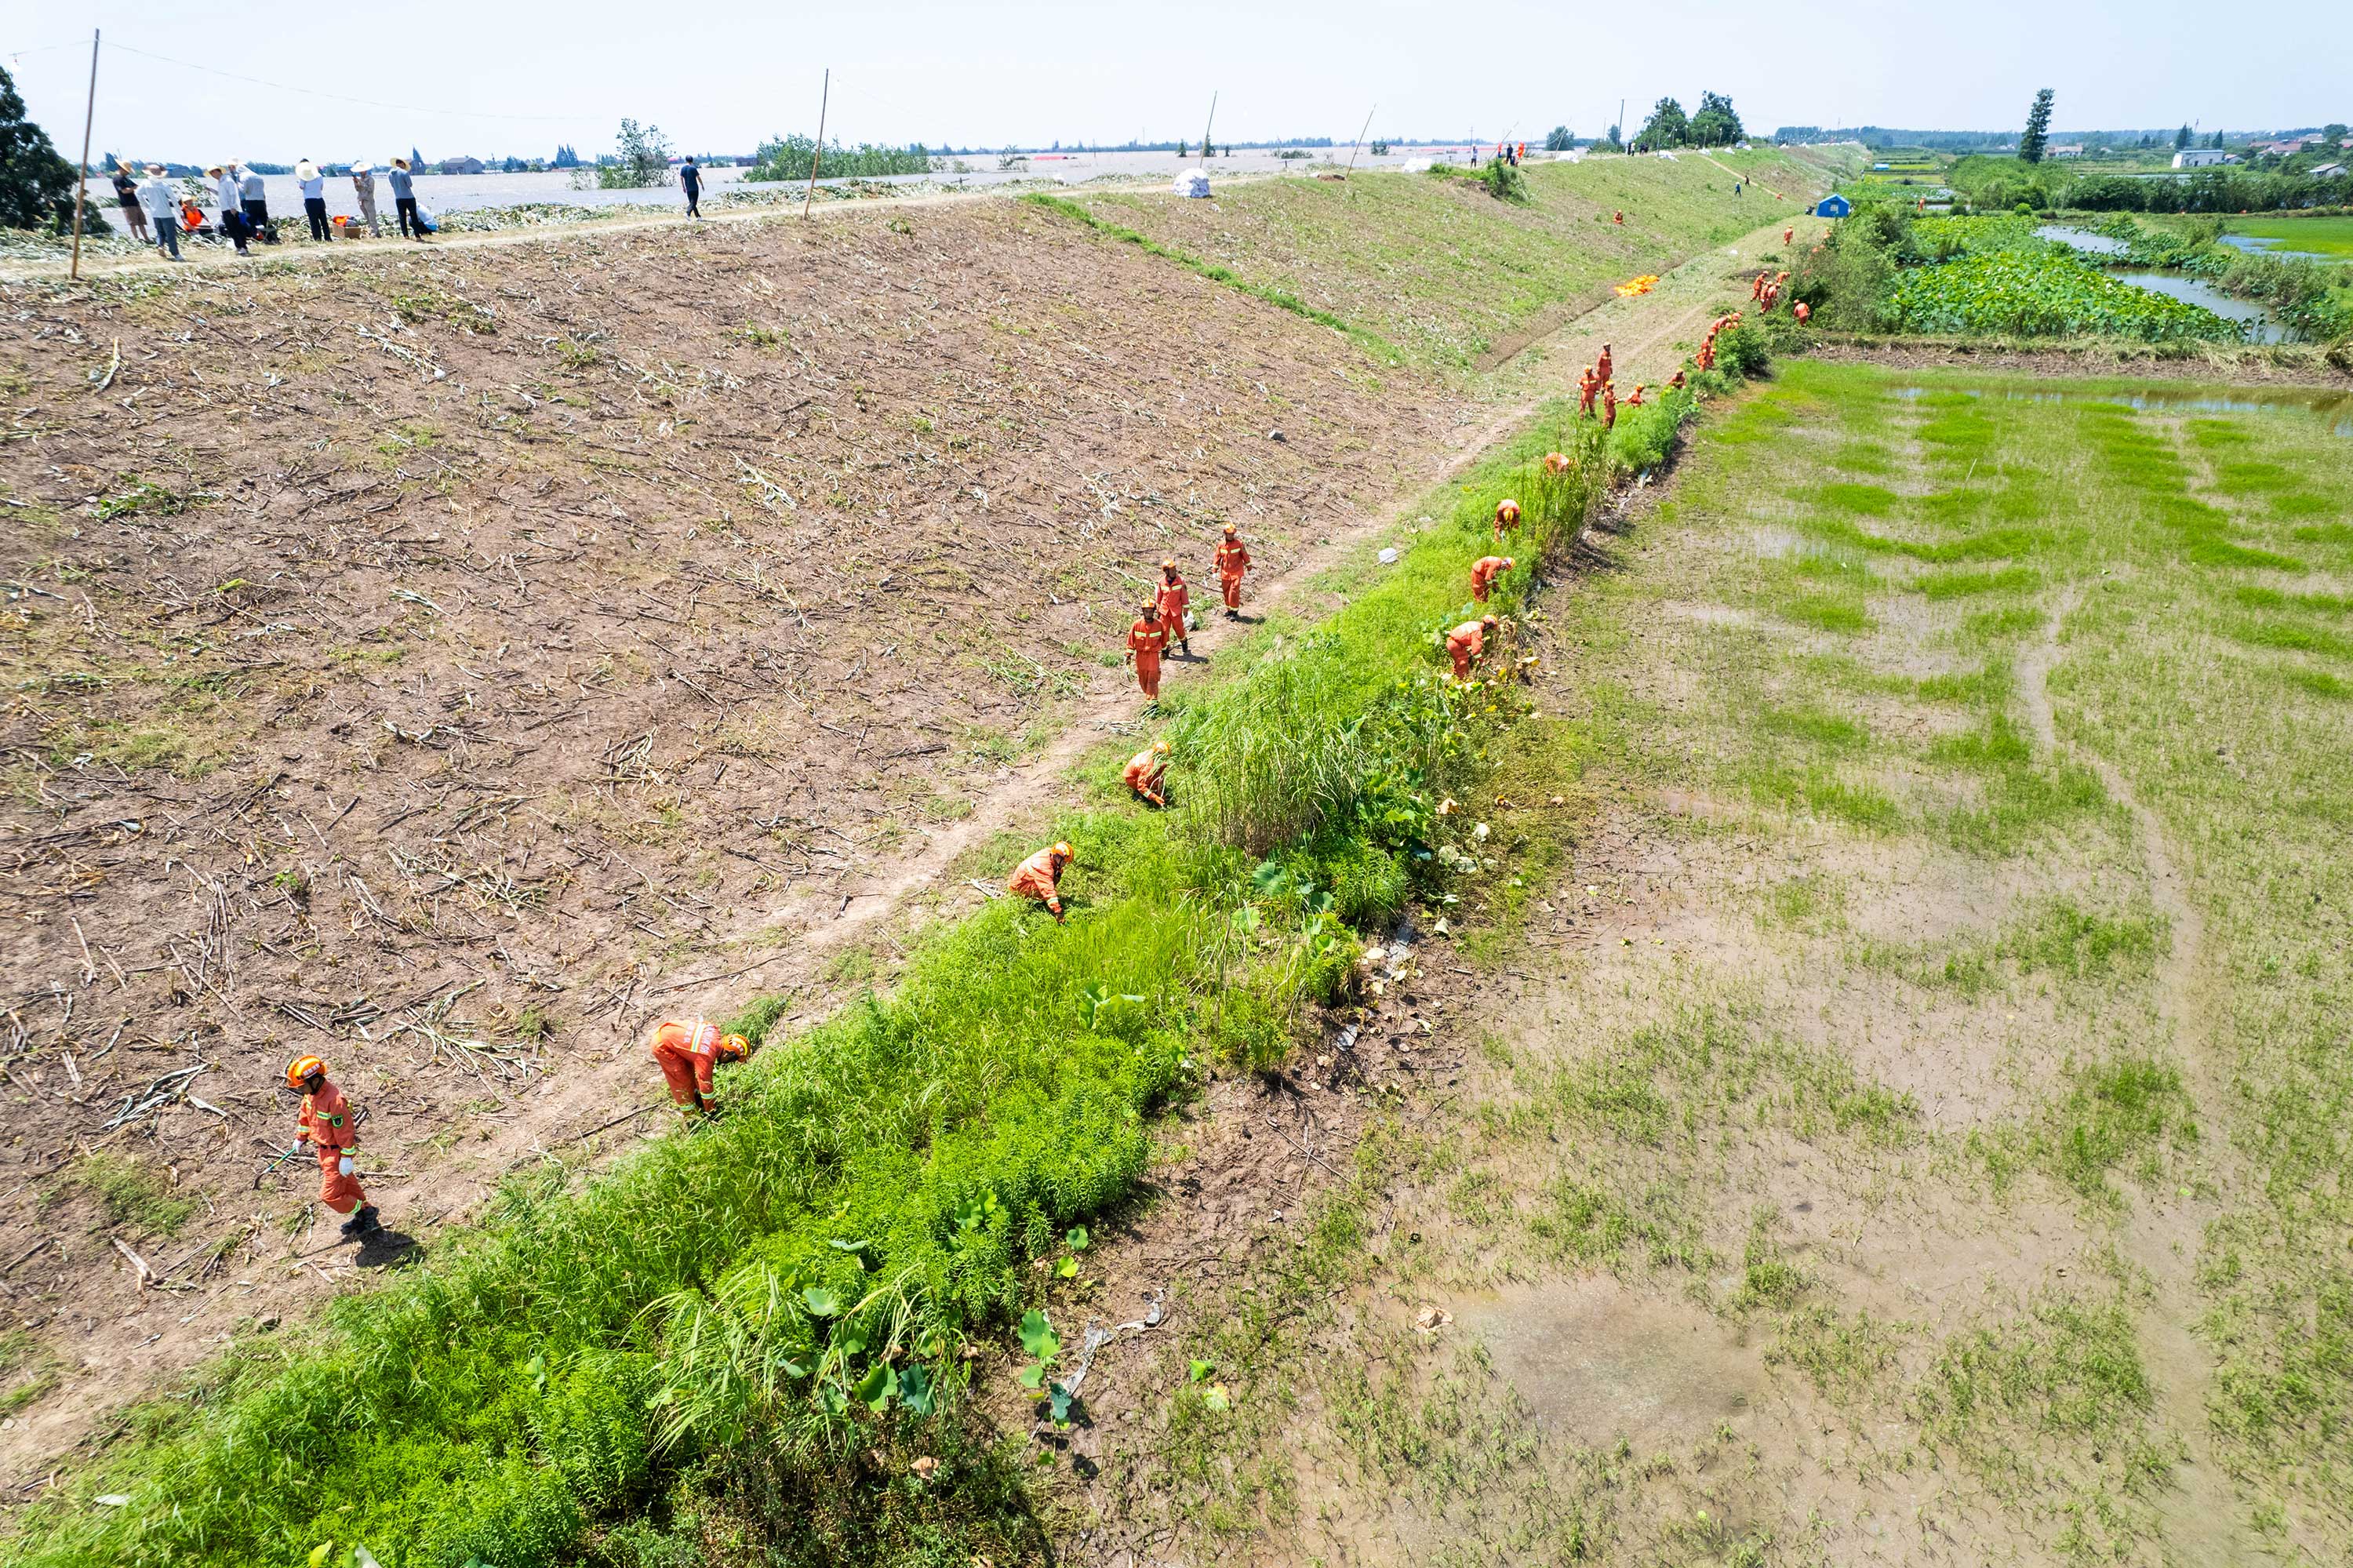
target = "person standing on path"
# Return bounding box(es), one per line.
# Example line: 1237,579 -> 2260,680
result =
1782,225 -> 1793,246
389,158 -> 427,240
209,166 -> 250,255
1127,602 -> 1171,700
1602,381 -> 1618,430
1213,524 -> 1251,617
1156,559 -> 1192,657
137,165 -> 181,260
649,1019 -> 747,1121
1595,342 -> 1613,385
296,159 -> 330,240
350,162 -> 381,236
285,1055 -> 377,1237
680,156 -> 703,216
238,162 -> 276,242
110,162 -> 150,243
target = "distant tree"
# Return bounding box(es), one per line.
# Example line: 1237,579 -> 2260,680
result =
551,143 -> 581,169
2326,122 -> 2350,145
1544,126 -> 1573,152
2209,130 -> 2224,149
1604,123 -> 1623,151
410,146 -> 424,171
2018,88 -> 2054,164
600,118 -> 673,188
1635,96 -> 1690,151
0,67 -> 73,229
1689,92 -> 1745,147
1370,140 -> 1389,156
2173,123 -> 2192,151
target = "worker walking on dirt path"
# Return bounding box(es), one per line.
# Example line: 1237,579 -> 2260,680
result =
1123,739 -> 1171,807
1446,614 -> 1499,682
1471,555 -> 1514,604
1010,841 -> 1074,922
1156,560 -> 1193,656
1127,603 -> 1171,700
681,157 -> 704,217
1493,498 -> 1521,544
1214,524 -> 1251,617
351,162 -> 381,236
649,1018 -> 749,1120
1595,343 -> 1613,385
286,1056 -> 378,1237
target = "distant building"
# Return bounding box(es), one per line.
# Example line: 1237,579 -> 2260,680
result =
2311,162 -> 2348,178
2049,144 -> 2085,158
1814,194 -> 1852,218
438,155 -> 486,176
2172,148 -> 2231,168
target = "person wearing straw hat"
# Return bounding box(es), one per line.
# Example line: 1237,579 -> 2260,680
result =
237,162 -> 277,243
136,165 -> 182,260
208,166 -> 251,255
109,160 -> 150,244
349,161 -> 380,236
296,158 -> 329,240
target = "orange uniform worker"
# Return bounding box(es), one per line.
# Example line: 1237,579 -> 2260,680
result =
1783,226 -> 1794,245
1602,381 -> 1618,429
1668,368 -> 1686,390
1155,560 -> 1192,655
1626,384 -> 1646,408
1751,271 -> 1766,301
1009,840 -> 1074,922
1123,738 -> 1171,806
1213,523 -> 1251,616
1595,343 -> 1613,384
1577,367 -> 1599,416
1471,555 -> 1515,603
1493,497 -> 1521,544
287,1056 -> 377,1237
650,1019 -> 748,1119
1613,210 -> 1624,225
1446,614 -> 1499,682
1793,300 -> 1811,324
1127,603 -> 1171,699
1543,450 -> 1574,476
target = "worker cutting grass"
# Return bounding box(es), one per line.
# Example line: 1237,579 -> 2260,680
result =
649,1018 -> 751,1120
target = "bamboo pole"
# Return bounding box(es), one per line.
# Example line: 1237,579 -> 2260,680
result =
803,67 -> 829,218
68,30 -> 99,282
1345,104 -> 1377,176
1200,91 -> 1217,161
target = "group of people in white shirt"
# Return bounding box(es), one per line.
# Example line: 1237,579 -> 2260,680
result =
109,156 -> 431,261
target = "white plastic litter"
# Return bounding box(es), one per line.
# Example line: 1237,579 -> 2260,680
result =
1173,169 -> 1212,198
1377,547 -> 1399,565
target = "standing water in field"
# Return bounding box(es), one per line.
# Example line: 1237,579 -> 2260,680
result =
2038,224 -> 2287,341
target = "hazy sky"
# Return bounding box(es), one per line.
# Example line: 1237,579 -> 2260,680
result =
7,0 -> 2348,163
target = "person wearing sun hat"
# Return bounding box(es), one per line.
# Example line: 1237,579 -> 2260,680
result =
136,164 -> 181,260
349,160 -> 380,236
295,158 -> 330,240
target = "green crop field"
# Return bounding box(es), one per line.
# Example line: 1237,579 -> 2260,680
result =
2224,215 -> 2353,261
1074,360 -> 2353,1564
1066,149 -> 1840,373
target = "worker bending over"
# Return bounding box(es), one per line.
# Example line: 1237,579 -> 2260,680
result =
1127,602 -> 1171,700
1156,560 -> 1192,656
1544,451 -> 1574,477
286,1056 -> 378,1237
650,1018 -> 749,1120
1793,300 -> 1811,325
1123,738 -> 1171,806
1446,614 -> 1499,682
1010,841 -> 1075,922
1214,524 -> 1251,616
1493,497 -> 1521,544
1471,555 -> 1515,603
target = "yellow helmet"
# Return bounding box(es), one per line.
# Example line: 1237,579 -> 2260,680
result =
285,1055 -> 326,1088
718,1034 -> 751,1062
1052,841 -> 1075,861
1496,499 -> 1521,522
1153,738 -> 1170,755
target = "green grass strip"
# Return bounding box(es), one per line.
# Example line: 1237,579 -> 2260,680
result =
1020,191 -> 1403,362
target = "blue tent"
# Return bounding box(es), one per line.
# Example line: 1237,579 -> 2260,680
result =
1814,194 -> 1852,218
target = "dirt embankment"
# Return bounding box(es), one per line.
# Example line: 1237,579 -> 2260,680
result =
0,201 -> 1464,1473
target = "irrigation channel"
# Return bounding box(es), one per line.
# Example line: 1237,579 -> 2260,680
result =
1891,380 -> 2353,435
2037,224 -> 2288,340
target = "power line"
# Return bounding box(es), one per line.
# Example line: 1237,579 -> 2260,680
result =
101,38 -> 582,124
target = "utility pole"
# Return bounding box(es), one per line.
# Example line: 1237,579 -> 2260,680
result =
802,67 -> 829,218
68,29 -> 99,282
1618,98 -> 1626,153
1200,91 -> 1218,161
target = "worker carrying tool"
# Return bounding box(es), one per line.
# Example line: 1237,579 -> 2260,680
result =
1156,559 -> 1193,656
1123,738 -> 1171,806
1493,497 -> 1522,544
1471,555 -> 1515,603
1127,602 -> 1171,700
285,1056 -> 378,1237
649,1017 -> 749,1119
1446,614 -> 1500,682
1213,523 -> 1251,615
1010,841 -> 1075,922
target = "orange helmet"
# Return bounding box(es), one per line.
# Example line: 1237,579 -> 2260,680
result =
1161,557 -> 1178,572
1142,600 -> 1160,619
1496,499 -> 1521,523
1221,522 -> 1237,535
1051,841 -> 1075,863
285,1055 -> 326,1088
1543,452 -> 1572,475
718,1033 -> 751,1061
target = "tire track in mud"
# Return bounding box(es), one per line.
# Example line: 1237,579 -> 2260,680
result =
2020,587 -> 2253,1564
